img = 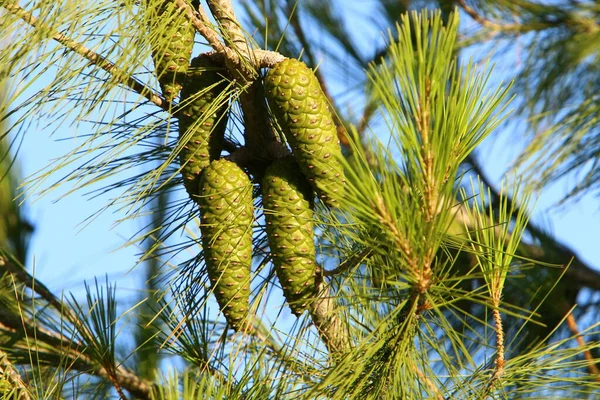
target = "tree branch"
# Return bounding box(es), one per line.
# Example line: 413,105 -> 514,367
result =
565,313 -> 600,380
206,0 -> 247,55
2,2 -> 170,112
308,270 -> 350,356
454,0 -> 598,34
0,307 -> 154,399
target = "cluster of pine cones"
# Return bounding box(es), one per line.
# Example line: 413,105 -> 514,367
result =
149,1 -> 345,330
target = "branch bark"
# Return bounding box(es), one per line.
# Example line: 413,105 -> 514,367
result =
308,270 -> 350,356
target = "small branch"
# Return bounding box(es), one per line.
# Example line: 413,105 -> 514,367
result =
372,194 -> 428,290
491,303 -> 505,383
309,269 -> 350,356
413,362 -> 443,400
243,318 -> 318,385
454,0 -> 598,34
0,255 -> 82,331
2,2 -> 169,111
565,313 -> 600,379
173,0 -> 228,55
454,0 -> 517,31
0,349 -> 31,400
0,309 -> 154,399
173,0 -> 255,80
323,248 -> 372,277
206,0 -> 247,55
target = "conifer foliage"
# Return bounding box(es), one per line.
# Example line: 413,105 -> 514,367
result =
0,0 -> 599,399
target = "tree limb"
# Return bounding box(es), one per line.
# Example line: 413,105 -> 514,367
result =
565,313 -> 600,380
309,270 -> 350,357
454,0 -> 598,34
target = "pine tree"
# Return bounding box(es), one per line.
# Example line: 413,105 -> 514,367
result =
0,0 -> 599,398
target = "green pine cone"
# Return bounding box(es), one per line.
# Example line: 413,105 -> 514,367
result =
179,55 -> 229,201
262,157 -> 317,316
149,0 -> 195,101
199,159 -> 253,330
264,58 -> 345,207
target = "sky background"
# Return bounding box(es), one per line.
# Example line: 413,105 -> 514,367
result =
9,1 -> 600,329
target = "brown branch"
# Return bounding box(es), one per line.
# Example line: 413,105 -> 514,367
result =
309,270 -> 350,357
413,361 -> 444,400
372,194 -> 427,290
454,0 -> 598,34
480,303 -> 505,395
0,309 -> 154,399
206,0 -> 247,55
565,313 -> 600,379
324,248 -> 372,277
2,2 -> 170,112
172,0 -> 228,56
242,317 -> 318,385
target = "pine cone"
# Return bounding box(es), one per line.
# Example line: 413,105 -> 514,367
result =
148,0 -> 195,101
265,58 -> 345,207
178,55 -> 229,202
262,156 -> 317,315
199,159 -> 253,330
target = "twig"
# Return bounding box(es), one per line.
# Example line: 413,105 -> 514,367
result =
0,349 -> 31,400
243,317 -> 318,385
323,247 -> 372,277
565,313 -> 600,379
0,306 -> 154,399
372,194 -> 424,287
206,0 -> 247,55
2,2 -> 169,112
413,361 -> 444,400
485,303 -> 506,393
454,0 -> 598,34
172,0 -> 228,56
454,0 -> 517,31
308,270 -> 350,356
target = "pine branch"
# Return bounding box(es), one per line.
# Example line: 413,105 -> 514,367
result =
1,1 -> 169,111
206,0 -> 247,55
454,0 -> 599,34
565,313 -> 600,380
0,303 -> 154,399
243,318 -> 319,384
309,271 -> 350,356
